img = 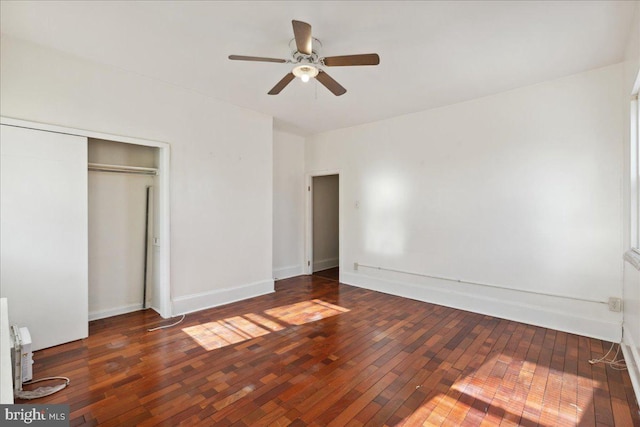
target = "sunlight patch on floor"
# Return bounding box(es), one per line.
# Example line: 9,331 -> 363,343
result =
265,299 -> 349,325
182,315 -> 271,351
182,299 -> 349,351
395,354 -> 600,426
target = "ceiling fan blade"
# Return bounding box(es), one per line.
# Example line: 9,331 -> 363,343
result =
292,20 -> 313,55
268,73 -> 296,95
228,55 -> 287,63
315,70 -> 347,96
323,53 -> 380,67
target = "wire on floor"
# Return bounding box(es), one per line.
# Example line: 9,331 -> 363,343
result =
16,376 -> 70,400
147,314 -> 186,332
589,342 -> 627,370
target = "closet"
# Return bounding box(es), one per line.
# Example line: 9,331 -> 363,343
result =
0,119 -> 170,351
88,139 -> 159,320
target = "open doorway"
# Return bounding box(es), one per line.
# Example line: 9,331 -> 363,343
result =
307,173 -> 340,281
88,139 -> 159,320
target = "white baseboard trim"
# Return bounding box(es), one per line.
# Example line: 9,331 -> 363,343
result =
341,271 -> 622,342
273,265 -> 304,280
89,303 -> 145,321
313,257 -> 339,272
622,329 -> 640,406
172,279 -> 275,316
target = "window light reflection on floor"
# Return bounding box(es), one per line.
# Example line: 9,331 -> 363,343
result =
265,299 -> 349,325
395,354 -> 600,426
182,299 -> 349,351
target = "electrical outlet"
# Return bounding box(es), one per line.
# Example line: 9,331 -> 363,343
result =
608,297 -> 622,312
354,262 -> 359,271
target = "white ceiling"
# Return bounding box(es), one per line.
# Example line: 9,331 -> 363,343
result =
1,1 -> 637,136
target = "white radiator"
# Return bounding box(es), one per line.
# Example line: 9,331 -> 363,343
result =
11,326 -> 34,386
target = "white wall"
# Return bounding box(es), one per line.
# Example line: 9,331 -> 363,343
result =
0,299 -> 12,403
621,3 -> 640,405
312,174 -> 339,272
306,64 -> 624,342
0,35 -> 274,321
272,129 -> 305,279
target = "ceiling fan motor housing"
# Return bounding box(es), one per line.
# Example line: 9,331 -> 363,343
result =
289,38 -> 322,64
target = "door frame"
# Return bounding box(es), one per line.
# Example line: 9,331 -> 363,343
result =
0,116 -> 172,319
305,170 -> 341,276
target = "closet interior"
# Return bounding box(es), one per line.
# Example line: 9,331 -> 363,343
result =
88,138 -> 160,320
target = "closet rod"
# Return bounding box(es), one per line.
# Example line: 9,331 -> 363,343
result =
88,162 -> 158,176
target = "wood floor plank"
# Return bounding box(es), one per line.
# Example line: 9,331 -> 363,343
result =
16,269 -> 640,426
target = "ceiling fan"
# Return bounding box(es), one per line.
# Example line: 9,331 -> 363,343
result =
228,20 -> 380,96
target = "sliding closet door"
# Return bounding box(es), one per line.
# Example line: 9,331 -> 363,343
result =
0,125 -> 88,350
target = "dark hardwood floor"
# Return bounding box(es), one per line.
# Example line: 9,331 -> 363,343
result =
19,273 -> 640,426
312,267 -> 339,282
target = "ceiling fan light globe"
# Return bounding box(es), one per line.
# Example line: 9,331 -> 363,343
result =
292,64 -> 319,83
